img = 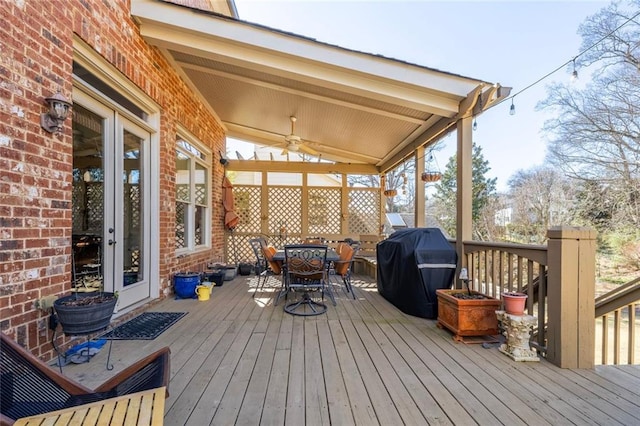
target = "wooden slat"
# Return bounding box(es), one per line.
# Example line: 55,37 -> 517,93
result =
59,274 -> 640,426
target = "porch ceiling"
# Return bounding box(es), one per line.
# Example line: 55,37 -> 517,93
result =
131,0 -> 510,173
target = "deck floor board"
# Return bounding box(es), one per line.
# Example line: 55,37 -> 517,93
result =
60,274 -> 640,425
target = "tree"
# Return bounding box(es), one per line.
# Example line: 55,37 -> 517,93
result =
347,155 -> 417,213
539,0 -> 640,231
506,167 -> 577,243
433,143 -> 497,239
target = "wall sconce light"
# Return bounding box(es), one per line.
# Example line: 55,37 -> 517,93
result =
40,92 -> 72,133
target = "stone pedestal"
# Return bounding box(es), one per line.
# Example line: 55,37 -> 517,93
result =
496,310 -> 539,362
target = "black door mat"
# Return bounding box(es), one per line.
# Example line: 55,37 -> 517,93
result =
98,312 -> 187,340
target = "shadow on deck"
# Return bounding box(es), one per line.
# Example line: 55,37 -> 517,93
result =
59,274 -> 640,425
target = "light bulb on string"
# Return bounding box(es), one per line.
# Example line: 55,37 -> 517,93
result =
571,59 -> 578,82
472,118 -> 477,131
509,98 -> 516,116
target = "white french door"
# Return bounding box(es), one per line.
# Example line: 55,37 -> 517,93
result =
72,89 -> 151,311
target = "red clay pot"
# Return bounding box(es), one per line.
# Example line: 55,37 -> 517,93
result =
502,292 -> 528,315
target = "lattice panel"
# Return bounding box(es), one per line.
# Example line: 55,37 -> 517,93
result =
126,184 -> 140,229
176,184 -> 189,202
308,187 -> 341,235
228,234 -> 255,263
72,183 -> 85,232
269,187 -> 302,234
85,183 -> 103,233
130,249 -> 140,268
175,202 -> 186,249
233,186 -> 262,234
195,185 -> 206,204
348,188 -> 380,234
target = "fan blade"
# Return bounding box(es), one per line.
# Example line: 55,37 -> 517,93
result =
299,144 -> 319,156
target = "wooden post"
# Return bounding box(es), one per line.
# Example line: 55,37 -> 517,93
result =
546,226 -> 597,368
455,116 -> 473,289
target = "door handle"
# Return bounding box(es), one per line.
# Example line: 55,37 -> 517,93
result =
108,239 -> 117,246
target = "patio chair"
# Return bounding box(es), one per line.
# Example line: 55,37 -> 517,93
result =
331,241 -> 359,299
0,332 -> 170,425
249,237 -> 280,294
282,244 -> 335,316
257,243 -> 283,300
249,237 -> 268,297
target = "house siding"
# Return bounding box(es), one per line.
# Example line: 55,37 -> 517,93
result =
1,0 -> 227,358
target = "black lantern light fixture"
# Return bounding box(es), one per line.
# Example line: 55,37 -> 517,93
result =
40,91 -> 72,133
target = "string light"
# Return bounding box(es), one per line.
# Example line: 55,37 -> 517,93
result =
502,10 -> 640,116
387,9 -> 640,171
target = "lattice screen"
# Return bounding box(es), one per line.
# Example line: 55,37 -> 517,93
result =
72,183 -> 85,233
269,187 -> 302,234
308,187 -> 341,235
175,202 -> 186,249
72,182 -> 103,233
125,184 -> 140,229
228,233 -> 254,264
85,183 -> 103,233
226,183 -> 381,260
176,184 -> 189,201
233,186 -> 262,234
348,188 -> 380,234
125,184 -> 140,268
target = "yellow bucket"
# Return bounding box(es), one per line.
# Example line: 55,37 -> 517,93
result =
196,284 -> 211,301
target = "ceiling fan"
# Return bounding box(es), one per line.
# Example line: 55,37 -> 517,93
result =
280,116 -> 319,156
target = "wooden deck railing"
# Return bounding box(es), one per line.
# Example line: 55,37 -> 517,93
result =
462,237 -> 640,366
460,240 -> 549,355
595,277 -> 640,365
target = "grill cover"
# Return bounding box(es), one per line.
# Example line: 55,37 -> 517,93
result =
376,228 -> 457,319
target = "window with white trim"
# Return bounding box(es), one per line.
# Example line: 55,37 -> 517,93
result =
175,135 -> 210,252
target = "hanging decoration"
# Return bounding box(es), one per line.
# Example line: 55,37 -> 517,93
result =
381,174 -> 397,197
421,152 -> 442,183
401,172 -> 407,195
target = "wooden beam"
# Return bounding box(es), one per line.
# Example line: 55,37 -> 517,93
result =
378,116 -> 457,173
472,84 -> 512,115
225,159 -> 379,174
457,85 -> 484,119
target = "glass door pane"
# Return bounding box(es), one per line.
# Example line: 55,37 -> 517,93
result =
72,105 -> 105,292
122,130 -> 143,287
114,117 -> 151,307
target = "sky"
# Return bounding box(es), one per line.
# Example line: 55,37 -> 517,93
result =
230,0 -> 610,191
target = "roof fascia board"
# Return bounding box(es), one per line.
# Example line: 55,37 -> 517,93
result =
132,0 -> 479,116
139,23 -> 460,117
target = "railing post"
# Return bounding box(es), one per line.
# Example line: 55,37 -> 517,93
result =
546,226 -> 597,368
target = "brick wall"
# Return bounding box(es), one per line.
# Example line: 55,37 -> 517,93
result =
0,0 -> 226,358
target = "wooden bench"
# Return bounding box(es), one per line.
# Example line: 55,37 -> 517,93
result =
14,387 -> 166,426
352,234 -> 383,279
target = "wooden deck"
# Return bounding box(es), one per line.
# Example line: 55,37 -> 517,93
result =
61,274 -> 640,425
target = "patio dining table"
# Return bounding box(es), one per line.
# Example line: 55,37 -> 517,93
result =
272,247 -> 340,263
